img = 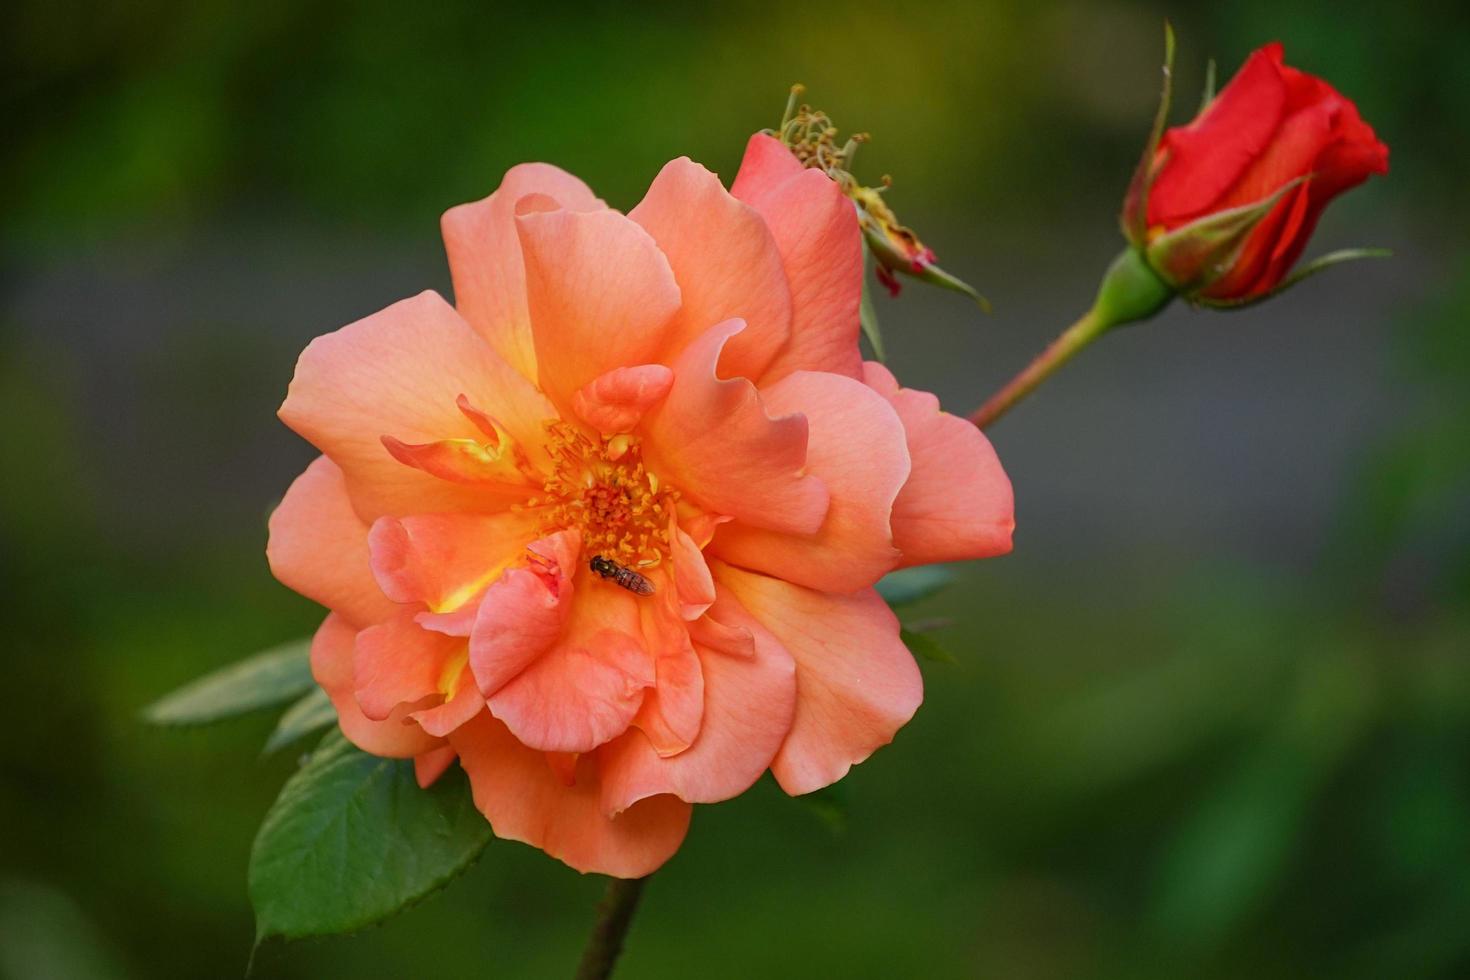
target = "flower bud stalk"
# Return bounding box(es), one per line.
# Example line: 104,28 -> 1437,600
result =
968,248 -> 1172,430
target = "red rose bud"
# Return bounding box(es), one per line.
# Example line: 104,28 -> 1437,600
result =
769,86 -> 989,311
973,31 -> 1390,431
1123,35 -> 1389,306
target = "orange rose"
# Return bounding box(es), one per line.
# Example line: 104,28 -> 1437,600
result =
269,144 -> 1014,876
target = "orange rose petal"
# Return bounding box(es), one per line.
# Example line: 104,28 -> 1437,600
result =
599,590 -> 796,813
451,713 -> 691,878
642,319 -> 829,536
518,206 -> 682,413
468,529 -> 579,698
729,140 -> 864,386
710,369 -> 907,593
367,509 -> 540,613
441,163 -> 603,383
310,613 -> 440,759
629,157 -> 793,380
630,588 -> 706,756
486,588 -> 654,754
279,291 -> 556,519
267,456 -> 398,629
572,363 -> 674,435
714,562 -> 921,797
413,745 -> 459,789
352,611 -> 465,722
862,362 -> 1014,566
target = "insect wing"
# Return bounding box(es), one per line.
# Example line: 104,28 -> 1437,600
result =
616,566 -> 657,596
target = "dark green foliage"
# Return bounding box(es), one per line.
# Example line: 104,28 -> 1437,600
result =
249,731 -> 491,943
143,639 -> 313,726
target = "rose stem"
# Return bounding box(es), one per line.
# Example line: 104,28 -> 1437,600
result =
574,874 -> 651,980
968,308 -> 1106,430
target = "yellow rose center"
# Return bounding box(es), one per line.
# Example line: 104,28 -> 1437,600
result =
530,420 -> 678,568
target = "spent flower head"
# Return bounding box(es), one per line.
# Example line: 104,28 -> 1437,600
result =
766,85 -> 989,310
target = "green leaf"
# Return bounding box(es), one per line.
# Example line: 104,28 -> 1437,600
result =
1146,648 -> 1373,947
901,628 -> 959,665
262,687 -> 336,756
875,566 -> 955,607
859,247 -> 887,362
249,730 -> 492,943
0,879 -> 127,980
143,639 -> 314,726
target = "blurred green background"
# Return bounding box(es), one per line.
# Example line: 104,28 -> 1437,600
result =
3,1 -> 1468,977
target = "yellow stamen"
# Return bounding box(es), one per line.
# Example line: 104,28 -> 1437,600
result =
535,420 -> 679,567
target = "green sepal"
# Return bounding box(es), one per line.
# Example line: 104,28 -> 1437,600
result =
859,244 -> 887,361
1091,247 -> 1175,330
262,687 -> 336,755
1198,58 -> 1218,114
910,257 -> 992,313
1144,177 -> 1305,293
861,223 -> 991,312
876,566 -> 955,607
249,730 -> 492,944
1120,21 -> 1177,246
143,639 -> 313,727
1197,248 -> 1393,310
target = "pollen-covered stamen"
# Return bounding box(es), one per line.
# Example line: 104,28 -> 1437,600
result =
764,84 -> 988,309
774,84 -> 868,180
529,420 -> 679,567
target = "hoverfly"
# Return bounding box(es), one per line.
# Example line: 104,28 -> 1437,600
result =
588,554 -> 657,596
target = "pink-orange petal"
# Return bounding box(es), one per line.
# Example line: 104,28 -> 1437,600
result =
710,370 -> 907,593
517,207 -> 683,413
630,587 -> 706,755
572,364 -> 674,435
629,157 -> 793,379
713,562 -> 922,796
441,163 -> 604,383
377,435 -> 533,500
670,522 -> 715,621
486,587 -> 654,753
642,319 -> 829,536
414,589 -> 486,638
414,745 -> 459,789
409,668 -> 485,739
630,641 -> 705,757
450,712 -> 691,878
729,132 -> 805,202
743,168 -> 864,385
862,362 -> 1015,565
279,290 -> 556,520
267,456 -> 398,629
469,529 -> 580,697
367,509 -> 541,613
310,613 -> 440,758
352,611 -> 466,722
599,592 -> 797,812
